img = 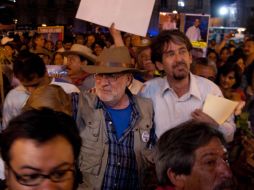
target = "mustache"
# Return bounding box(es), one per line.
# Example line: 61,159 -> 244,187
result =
173,61 -> 187,68
213,178 -> 235,190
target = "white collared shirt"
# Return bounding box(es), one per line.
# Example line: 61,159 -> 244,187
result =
140,73 -> 236,142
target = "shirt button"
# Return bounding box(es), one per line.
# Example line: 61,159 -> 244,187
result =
117,162 -> 120,166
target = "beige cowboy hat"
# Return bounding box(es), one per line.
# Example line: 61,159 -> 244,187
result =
82,46 -> 141,74
62,44 -> 97,63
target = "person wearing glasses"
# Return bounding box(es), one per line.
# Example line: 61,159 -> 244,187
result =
0,108 -> 82,190
76,46 -> 155,189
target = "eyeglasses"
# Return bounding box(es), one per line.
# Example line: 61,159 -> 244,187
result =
94,73 -> 125,83
8,164 -> 75,186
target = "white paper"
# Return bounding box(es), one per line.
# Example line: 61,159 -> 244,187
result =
202,94 -> 238,125
76,0 -> 155,36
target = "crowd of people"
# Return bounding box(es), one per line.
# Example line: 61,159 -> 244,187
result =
0,24 -> 253,190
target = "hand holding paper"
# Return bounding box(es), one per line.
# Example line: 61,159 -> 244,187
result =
202,94 -> 239,125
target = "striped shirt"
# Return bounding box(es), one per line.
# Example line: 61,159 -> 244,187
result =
140,73 -> 236,142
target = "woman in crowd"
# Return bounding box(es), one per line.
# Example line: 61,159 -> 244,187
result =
216,62 -> 245,101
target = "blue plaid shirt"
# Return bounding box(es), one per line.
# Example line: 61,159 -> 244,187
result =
97,93 -> 140,190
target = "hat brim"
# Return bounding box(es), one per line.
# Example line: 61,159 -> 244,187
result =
62,51 -> 96,63
82,65 -> 141,74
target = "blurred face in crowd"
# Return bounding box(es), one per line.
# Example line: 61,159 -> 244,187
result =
94,72 -> 131,108
35,35 -> 45,48
219,71 -> 236,90
207,52 -> 218,64
180,137 -> 233,190
55,40 -> 63,50
86,35 -> 95,47
64,43 -> 72,51
45,41 -> 54,52
54,53 -> 64,65
6,136 -> 75,190
194,19 -> 200,27
138,48 -> 155,71
193,64 -> 216,81
162,41 -> 192,81
93,44 -> 104,56
244,40 -> 254,56
3,45 -> 14,58
236,58 -> 245,73
66,55 -> 85,77
220,49 -> 230,63
75,35 -> 85,45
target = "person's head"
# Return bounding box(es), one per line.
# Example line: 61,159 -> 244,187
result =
63,36 -> 73,51
83,47 -> 139,108
191,57 -> 217,81
63,44 -> 96,78
217,62 -> 242,90
74,33 -> 85,45
219,47 -> 230,63
91,40 -> 106,56
53,52 -> 64,65
85,34 -> 96,48
155,121 -> 233,190
13,51 -> 49,93
32,33 -> 45,49
23,84 -> 72,116
151,30 -> 193,82
227,55 -> 245,74
137,46 -> 155,71
244,38 -> 254,56
44,40 -> 54,52
194,19 -> 200,27
207,49 -> 219,64
3,43 -> 15,58
55,40 -> 63,50
0,108 -> 82,190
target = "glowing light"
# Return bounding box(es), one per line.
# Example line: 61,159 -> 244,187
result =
42,24 -> 47,27
219,6 -> 229,16
178,1 -> 185,7
172,10 -> 178,14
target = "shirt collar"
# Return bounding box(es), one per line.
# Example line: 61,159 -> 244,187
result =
189,73 -> 202,100
161,73 -> 202,100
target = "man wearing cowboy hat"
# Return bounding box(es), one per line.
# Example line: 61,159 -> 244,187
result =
62,44 -> 97,91
77,46 -> 155,190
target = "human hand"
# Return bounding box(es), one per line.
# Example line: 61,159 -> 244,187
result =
109,23 -> 124,46
191,109 -> 219,127
234,101 -> 245,116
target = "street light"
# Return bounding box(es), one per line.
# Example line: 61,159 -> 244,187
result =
219,6 -> 229,16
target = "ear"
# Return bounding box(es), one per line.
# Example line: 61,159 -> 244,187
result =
81,60 -> 88,66
126,73 -> 133,87
167,168 -> 187,189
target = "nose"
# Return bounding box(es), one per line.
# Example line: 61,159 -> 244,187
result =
174,52 -> 182,63
40,178 -> 58,190
217,159 -> 232,179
